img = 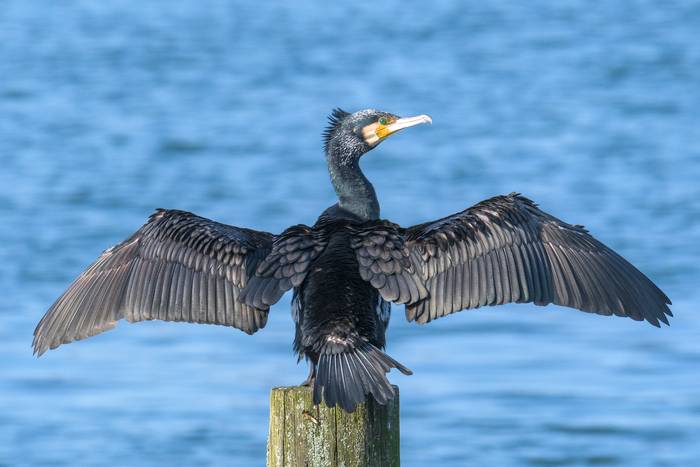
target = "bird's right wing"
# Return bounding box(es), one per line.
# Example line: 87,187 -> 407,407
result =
401,193 -> 672,326
33,209 -> 276,355
349,221 -> 428,305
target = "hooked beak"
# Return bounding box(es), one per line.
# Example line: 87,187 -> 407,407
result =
363,114 -> 432,146
385,114 -> 432,136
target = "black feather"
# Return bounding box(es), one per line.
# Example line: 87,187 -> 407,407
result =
32,209 -> 276,355
323,108 -> 350,154
313,338 -> 410,412
401,193 -> 672,326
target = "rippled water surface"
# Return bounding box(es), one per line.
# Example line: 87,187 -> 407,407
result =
1,1 -> 699,466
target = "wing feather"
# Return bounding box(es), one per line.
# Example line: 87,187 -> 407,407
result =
239,224 -> 327,309
347,221 -> 428,305
33,209 -> 276,355
403,193 -> 672,326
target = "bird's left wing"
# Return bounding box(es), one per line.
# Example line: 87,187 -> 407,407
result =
33,209 -> 276,355
400,193 -> 672,326
240,225 -> 328,309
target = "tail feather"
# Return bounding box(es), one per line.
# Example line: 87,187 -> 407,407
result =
313,340 -> 412,412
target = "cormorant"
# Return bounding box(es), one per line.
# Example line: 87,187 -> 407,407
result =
33,108 -> 672,412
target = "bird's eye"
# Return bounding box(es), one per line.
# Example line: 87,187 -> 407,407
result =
378,117 -> 388,126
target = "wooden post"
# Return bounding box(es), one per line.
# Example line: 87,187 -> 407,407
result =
267,385 -> 401,467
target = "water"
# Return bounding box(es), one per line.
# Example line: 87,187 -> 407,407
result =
1,1 -> 699,465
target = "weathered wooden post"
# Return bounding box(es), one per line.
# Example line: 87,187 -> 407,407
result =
267,385 -> 401,467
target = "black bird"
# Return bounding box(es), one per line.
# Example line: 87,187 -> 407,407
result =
34,108 -> 672,412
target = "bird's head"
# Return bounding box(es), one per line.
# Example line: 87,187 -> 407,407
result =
323,108 -> 432,164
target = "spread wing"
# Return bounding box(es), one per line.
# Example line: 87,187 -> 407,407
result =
401,193 -> 672,326
33,209 -> 276,355
349,221 -> 428,305
240,224 -> 328,309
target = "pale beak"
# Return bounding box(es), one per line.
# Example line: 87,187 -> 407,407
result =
384,114 -> 432,136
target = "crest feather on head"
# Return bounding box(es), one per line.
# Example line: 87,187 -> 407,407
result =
323,108 -> 350,154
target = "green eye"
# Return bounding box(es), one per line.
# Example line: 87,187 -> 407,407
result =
378,117 -> 388,125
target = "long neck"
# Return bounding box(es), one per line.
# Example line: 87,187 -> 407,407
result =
326,156 -> 380,221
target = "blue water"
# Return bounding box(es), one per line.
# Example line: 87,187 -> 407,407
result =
1,1 -> 699,466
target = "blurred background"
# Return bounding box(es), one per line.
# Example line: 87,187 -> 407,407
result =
1,1 -> 699,466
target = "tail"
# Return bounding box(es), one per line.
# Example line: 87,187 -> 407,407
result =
313,338 -> 412,412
